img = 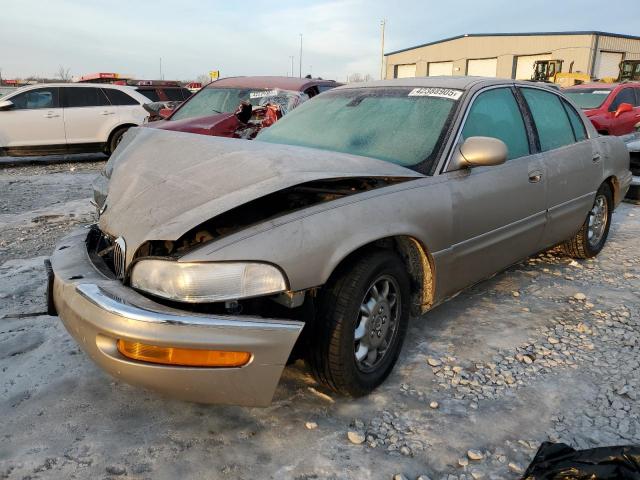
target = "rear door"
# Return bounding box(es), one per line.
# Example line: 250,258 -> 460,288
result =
62,86 -> 118,145
519,87 -> 600,247
444,86 -> 547,292
102,87 -> 147,126
0,86 -> 65,149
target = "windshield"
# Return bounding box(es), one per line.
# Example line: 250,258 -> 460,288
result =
563,88 -> 612,109
257,87 -> 459,168
170,87 -> 307,121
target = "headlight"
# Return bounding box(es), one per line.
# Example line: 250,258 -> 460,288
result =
130,260 -> 287,303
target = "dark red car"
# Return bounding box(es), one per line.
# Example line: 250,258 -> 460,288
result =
147,76 -> 341,139
564,82 -> 640,136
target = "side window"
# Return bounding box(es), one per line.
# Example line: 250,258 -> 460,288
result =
102,88 -> 139,106
521,88 -> 575,151
9,87 -> 59,110
609,88 -> 636,111
180,88 -> 192,100
461,88 -> 530,160
63,87 -> 110,108
561,99 -> 587,141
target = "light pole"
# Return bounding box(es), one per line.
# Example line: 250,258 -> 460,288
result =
380,19 -> 386,80
289,56 -> 294,77
299,34 -> 303,78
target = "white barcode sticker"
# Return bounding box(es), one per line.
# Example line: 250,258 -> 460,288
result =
249,89 -> 278,99
408,87 -> 463,100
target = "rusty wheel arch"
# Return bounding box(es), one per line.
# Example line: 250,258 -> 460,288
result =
324,235 -> 435,317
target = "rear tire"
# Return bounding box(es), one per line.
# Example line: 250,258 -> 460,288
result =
560,183 -> 613,259
306,250 -> 410,396
106,127 -> 130,156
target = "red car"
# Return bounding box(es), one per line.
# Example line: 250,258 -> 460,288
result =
564,82 -> 640,136
147,76 -> 341,139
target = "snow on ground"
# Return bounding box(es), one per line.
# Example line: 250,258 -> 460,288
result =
1,159 -> 638,480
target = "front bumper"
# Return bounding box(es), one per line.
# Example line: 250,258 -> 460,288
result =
49,228 -> 304,406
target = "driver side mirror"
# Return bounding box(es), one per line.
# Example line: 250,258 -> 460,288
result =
614,102 -> 633,118
456,136 -> 507,169
0,100 -> 14,111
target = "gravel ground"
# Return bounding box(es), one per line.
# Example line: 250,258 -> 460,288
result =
0,159 -> 638,480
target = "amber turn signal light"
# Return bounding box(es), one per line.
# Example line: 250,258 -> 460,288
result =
117,340 -> 251,367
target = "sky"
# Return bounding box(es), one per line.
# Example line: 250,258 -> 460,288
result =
1,0 -> 638,82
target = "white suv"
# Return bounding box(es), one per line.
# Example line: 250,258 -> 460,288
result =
0,83 -> 150,157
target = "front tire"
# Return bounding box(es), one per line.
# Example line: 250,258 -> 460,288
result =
105,127 -> 129,156
307,250 -> 410,396
560,183 -> 613,259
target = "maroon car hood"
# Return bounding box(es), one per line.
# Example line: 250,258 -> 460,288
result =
583,109 -> 600,117
148,113 -> 241,137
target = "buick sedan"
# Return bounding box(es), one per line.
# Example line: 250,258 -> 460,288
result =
48,77 -> 631,406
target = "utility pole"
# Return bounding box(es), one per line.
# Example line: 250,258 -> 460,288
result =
289,56 -> 294,77
380,19 -> 386,80
299,34 -> 303,78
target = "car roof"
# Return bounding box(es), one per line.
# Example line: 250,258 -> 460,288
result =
334,76 -> 541,92
207,76 -> 341,91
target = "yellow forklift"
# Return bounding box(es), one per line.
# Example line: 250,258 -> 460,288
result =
531,59 -> 590,87
531,60 -> 564,82
619,60 -> 640,81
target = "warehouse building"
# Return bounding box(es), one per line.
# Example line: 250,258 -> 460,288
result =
384,31 -> 640,81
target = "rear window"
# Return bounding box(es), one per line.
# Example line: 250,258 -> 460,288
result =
563,88 -> 612,109
164,88 -> 189,101
63,87 -> 110,108
137,88 -> 160,102
258,87 -> 459,169
103,88 -> 140,106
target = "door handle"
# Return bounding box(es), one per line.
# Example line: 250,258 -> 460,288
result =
44,112 -> 60,118
528,171 -> 543,183
592,153 -> 601,162
100,111 -> 115,116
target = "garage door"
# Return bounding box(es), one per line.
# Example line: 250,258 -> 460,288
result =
428,61 -> 453,76
596,51 -> 623,79
467,58 -> 497,77
395,64 -> 416,78
515,54 -> 552,79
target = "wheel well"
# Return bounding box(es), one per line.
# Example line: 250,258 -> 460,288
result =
327,236 -> 435,316
107,124 -> 136,146
604,175 -> 620,206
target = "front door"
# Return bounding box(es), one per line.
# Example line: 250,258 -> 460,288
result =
0,86 -> 65,152
62,86 -> 118,146
608,87 -> 640,136
519,87 -> 601,247
444,86 -> 547,295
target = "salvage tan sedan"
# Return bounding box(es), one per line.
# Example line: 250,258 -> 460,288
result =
48,78 -> 631,406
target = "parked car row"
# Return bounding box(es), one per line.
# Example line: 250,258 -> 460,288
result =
48,77 -> 632,406
0,76 -> 341,157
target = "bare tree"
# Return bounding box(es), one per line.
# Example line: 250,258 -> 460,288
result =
56,65 -> 72,82
194,74 -> 211,85
347,73 -> 373,83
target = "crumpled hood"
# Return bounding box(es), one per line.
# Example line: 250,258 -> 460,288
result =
99,127 -> 422,264
148,112 -> 238,136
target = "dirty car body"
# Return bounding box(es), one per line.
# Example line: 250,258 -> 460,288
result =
50,77 -> 631,406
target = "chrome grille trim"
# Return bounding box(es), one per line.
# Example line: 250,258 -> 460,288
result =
113,237 -> 126,279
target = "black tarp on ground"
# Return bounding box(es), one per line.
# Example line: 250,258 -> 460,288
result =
522,442 -> 640,479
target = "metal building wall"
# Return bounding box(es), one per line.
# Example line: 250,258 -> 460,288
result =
385,34 -> 597,80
